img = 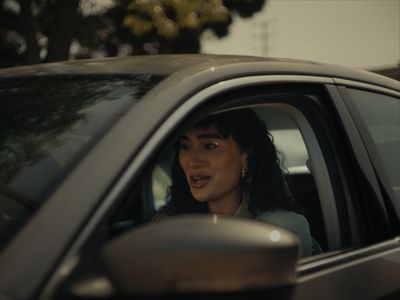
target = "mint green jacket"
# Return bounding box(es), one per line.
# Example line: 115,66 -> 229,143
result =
234,203 -> 314,257
154,203 -> 318,257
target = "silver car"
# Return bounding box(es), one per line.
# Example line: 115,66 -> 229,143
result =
0,55 -> 399,299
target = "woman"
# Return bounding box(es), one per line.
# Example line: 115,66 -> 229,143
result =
158,108 -> 319,257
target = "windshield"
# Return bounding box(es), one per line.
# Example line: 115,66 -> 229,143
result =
0,74 -> 164,248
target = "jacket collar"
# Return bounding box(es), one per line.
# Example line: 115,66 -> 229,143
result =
234,200 -> 253,218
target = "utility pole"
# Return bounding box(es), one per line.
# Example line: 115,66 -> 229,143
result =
259,19 -> 269,56
253,17 -> 276,57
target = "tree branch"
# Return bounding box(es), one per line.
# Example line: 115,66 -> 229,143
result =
20,0 -> 40,64
46,0 -> 80,62
0,10 -> 21,32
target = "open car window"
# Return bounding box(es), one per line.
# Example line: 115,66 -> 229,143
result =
145,105 -> 327,252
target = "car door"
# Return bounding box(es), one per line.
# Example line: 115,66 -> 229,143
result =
11,71 -> 398,300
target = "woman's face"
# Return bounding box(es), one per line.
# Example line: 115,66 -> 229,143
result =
178,125 -> 247,211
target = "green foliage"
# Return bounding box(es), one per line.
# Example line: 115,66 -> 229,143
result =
0,0 -> 266,67
124,0 -> 230,38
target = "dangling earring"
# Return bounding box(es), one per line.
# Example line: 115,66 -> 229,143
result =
241,166 -> 248,180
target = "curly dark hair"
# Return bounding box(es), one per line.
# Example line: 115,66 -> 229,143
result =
163,108 -> 295,217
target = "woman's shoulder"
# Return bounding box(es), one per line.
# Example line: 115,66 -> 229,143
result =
256,209 -> 313,257
256,209 -> 309,228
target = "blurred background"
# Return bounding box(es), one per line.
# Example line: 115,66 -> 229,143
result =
0,0 -> 399,79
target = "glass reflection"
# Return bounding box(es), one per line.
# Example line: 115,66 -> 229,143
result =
0,74 -> 164,248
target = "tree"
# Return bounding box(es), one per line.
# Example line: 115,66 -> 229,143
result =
0,0 -> 266,68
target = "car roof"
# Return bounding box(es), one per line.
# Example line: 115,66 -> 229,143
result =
0,54 -> 398,91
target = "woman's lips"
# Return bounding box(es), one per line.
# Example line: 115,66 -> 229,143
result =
189,175 -> 211,188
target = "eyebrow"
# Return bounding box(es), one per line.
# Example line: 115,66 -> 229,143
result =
198,133 -> 224,139
180,132 -> 224,140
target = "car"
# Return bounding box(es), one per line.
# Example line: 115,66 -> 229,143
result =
0,54 -> 399,300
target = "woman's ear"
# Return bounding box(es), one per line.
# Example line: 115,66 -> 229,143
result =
240,151 -> 248,167
242,148 -> 253,166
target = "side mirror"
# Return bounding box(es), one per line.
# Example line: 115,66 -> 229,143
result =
101,215 -> 299,296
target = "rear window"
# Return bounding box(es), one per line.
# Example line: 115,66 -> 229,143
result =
0,74 -> 164,248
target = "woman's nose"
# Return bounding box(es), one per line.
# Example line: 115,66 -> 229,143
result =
186,148 -> 206,169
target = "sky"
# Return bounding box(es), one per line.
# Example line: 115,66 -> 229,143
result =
201,0 -> 400,71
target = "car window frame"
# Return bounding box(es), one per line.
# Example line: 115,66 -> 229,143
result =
65,81 -> 344,264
